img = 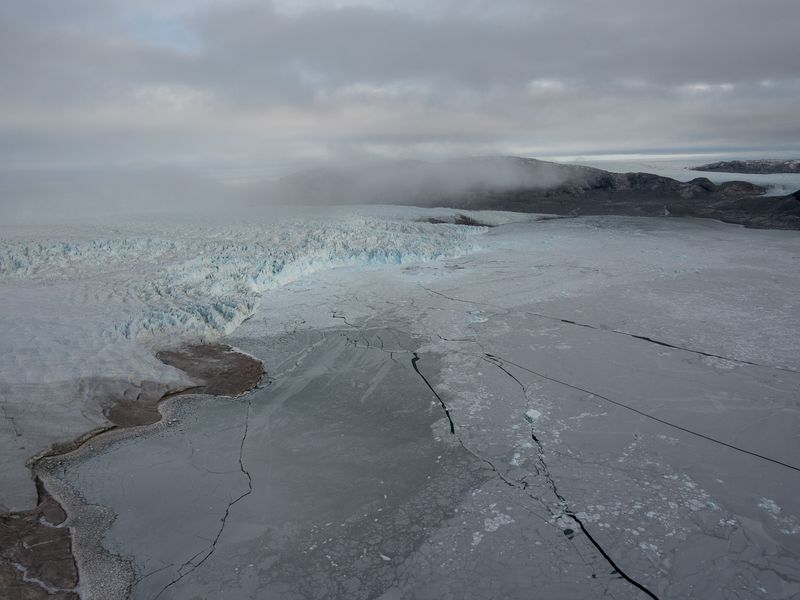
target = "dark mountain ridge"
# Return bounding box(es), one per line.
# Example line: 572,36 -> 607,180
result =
272,157 -> 800,230
691,159 -> 800,174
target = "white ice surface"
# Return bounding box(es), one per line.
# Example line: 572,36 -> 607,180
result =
4,208 -> 798,599
59,213 -> 800,600
0,207 -> 486,509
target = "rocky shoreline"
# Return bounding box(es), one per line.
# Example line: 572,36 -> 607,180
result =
0,344 -> 263,600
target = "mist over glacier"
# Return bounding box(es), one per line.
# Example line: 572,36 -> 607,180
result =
0,155 -> 574,226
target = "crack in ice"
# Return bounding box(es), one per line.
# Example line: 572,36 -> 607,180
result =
480,353 -> 661,600
0,402 -> 21,437
525,311 -> 798,374
484,352 -> 800,474
152,396 -> 254,600
411,353 -> 455,435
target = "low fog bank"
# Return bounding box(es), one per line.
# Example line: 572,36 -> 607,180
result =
266,156 -> 577,206
3,156 -> 796,229
0,156 -> 577,225
0,165 -> 252,226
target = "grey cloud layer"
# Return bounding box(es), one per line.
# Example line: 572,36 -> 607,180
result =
1,0 -> 798,168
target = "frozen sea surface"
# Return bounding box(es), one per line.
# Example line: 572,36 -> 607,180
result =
2,210 -> 799,599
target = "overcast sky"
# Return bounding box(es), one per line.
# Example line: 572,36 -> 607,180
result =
1,0 -> 799,175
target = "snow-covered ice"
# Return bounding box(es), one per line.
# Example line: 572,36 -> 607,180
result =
2,209 -> 799,599
0,209 -> 482,509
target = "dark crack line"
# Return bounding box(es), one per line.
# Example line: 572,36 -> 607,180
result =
415,345 -> 655,595
568,511 -> 659,599
529,437 -> 659,597
526,311 -> 797,374
481,354 -> 527,393
340,331 -> 412,356
481,354 -> 660,599
411,353 -> 454,434
437,334 -> 477,343
346,329 -> 545,511
334,313 -> 404,353
485,352 -> 800,474
133,563 -> 174,587
0,403 -> 21,437
412,346 -> 659,596
418,285 -> 510,316
410,352 -> 555,526
331,311 -> 358,328
483,354 -> 582,511
152,397 -> 253,600
422,282 -> 794,374
419,284 -> 483,305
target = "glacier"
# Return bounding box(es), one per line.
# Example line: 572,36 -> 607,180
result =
1,215 -> 480,341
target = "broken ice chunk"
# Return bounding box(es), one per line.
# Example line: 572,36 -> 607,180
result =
524,409 -> 542,423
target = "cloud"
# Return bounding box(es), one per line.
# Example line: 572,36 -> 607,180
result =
0,0 -> 798,172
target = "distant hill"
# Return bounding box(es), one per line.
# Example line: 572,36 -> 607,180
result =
690,159 -> 800,174
270,156 -> 800,230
